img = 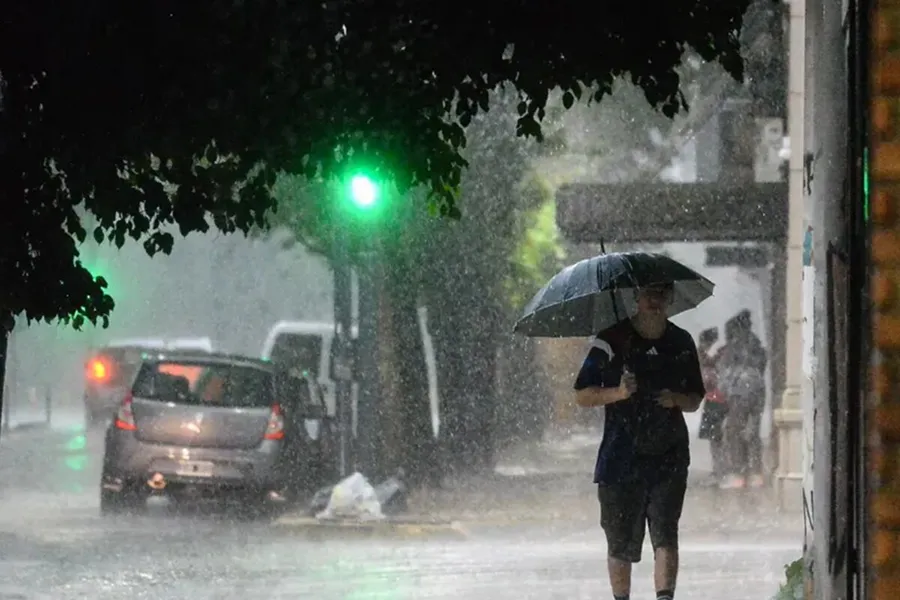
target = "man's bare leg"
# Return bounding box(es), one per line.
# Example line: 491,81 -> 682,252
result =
654,546 -> 678,599
608,556 -> 632,599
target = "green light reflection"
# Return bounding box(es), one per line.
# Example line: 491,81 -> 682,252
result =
309,559 -> 413,599
63,454 -> 88,472
64,434 -> 87,452
56,432 -> 90,492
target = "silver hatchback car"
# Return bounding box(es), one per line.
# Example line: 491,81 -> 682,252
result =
100,352 -> 334,516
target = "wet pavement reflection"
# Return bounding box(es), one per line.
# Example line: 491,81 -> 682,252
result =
0,425 -> 798,599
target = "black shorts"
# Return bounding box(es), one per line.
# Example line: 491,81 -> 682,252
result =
597,466 -> 688,563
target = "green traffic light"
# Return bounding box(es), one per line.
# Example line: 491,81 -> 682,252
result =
349,175 -> 379,209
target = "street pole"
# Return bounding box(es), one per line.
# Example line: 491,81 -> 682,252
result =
332,227 -> 355,478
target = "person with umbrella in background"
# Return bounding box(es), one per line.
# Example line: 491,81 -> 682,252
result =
515,251 -> 714,600
697,326 -> 729,484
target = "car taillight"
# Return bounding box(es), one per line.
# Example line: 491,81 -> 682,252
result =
264,404 -> 285,440
86,357 -> 112,382
114,393 -> 137,431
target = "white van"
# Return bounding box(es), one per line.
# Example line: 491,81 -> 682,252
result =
260,320 -> 358,417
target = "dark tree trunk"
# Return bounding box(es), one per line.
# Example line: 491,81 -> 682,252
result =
391,295 -> 439,486
373,269 -> 402,475
430,304 -> 468,474
376,248 -> 439,486
459,280 -> 501,472
429,263 -> 502,474
495,333 -> 549,444
465,328 -> 498,471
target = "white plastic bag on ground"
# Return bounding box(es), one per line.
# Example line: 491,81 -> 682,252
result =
315,472 -> 384,521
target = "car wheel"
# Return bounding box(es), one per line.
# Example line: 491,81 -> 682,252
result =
99,484 -> 147,516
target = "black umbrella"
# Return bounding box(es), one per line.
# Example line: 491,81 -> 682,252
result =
514,251 -> 714,338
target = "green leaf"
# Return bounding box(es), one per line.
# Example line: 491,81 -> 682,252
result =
771,558 -> 805,600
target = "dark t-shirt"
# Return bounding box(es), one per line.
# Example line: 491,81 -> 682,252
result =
574,320 -> 706,485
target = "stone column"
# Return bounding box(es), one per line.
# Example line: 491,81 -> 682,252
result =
772,0 -> 806,513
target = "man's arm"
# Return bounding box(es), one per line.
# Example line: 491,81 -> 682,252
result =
672,392 -> 703,412
576,385 -> 628,408
573,339 -> 627,408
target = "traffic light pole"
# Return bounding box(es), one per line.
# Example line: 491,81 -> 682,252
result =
332,171 -> 382,479
332,230 -> 355,478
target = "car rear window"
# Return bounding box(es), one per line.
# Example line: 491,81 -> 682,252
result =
132,361 -> 274,408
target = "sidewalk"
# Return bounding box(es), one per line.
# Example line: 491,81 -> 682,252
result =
2,405 -> 85,436
405,432 -> 803,537
407,472 -> 800,535
0,417 -> 87,451
0,418 -> 99,497
277,432 -> 803,540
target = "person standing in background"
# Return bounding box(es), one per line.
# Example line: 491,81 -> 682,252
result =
696,327 -> 728,484
717,310 -> 768,489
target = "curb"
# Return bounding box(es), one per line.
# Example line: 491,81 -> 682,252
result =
274,516 -> 470,540
0,424 -> 58,446
419,514 -> 596,529
2,422 -> 53,434
0,425 -> 88,450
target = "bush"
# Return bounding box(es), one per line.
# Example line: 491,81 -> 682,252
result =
772,558 -> 804,600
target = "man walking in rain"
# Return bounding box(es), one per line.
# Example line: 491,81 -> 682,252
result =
574,282 -> 706,600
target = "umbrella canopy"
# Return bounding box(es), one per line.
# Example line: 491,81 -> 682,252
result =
514,252 -> 714,338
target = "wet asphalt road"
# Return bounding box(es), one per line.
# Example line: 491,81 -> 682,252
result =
0,425 -> 799,600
